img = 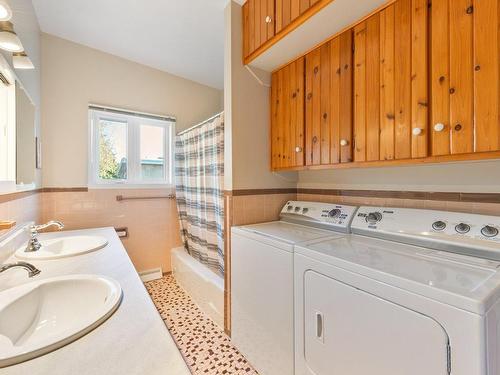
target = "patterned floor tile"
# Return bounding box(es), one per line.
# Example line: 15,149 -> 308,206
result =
145,275 -> 259,375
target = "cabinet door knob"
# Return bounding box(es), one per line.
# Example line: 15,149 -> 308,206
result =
295,146 -> 302,153
434,123 -> 445,132
340,139 -> 348,146
412,128 -> 423,136
265,16 -> 272,23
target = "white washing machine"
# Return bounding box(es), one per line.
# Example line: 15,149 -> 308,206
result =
294,206 -> 500,375
231,201 -> 358,375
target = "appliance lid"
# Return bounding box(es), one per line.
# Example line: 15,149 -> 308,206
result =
296,234 -> 500,314
238,221 -> 345,245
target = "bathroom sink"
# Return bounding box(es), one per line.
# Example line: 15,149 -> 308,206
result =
0,275 -> 122,367
15,235 -> 108,260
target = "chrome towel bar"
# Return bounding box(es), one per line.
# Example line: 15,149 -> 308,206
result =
116,194 -> 175,202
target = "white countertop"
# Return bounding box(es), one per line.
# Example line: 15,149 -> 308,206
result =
0,227 -> 191,375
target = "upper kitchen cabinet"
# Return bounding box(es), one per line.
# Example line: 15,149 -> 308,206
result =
271,57 -> 306,169
305,29 -> 353,166
430,0 -> 500,156
353,0 -> 428,163
242,0 -> 390,70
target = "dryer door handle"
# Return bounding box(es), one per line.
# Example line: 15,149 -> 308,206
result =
316,311 -> 324,342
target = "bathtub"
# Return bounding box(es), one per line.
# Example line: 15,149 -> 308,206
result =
171,247 -> 224,328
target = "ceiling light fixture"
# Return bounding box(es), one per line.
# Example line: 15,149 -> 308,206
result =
13,51 -> 34,69
0,0 -> 12,22
0,21 -> 23,52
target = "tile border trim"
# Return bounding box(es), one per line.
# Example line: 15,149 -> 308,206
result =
225,188 -> 500,204
0,187 -> 89,204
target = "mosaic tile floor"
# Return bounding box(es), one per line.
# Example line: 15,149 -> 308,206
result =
145,275 -> 259,375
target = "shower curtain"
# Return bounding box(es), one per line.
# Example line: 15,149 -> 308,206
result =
174,113 -> 224,276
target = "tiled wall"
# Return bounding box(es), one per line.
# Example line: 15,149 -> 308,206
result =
42,189 -> 182,272
231,193 -> 297,226
296,193 -> 500,216
0,193 -> 41,231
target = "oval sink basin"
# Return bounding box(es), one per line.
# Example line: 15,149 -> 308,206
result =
0,275 -> 122,367
16,235 -> 108,260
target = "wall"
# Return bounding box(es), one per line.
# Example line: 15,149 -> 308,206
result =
41,33 -> 223,188
297,160 -> 500,193
39,33 -> 223,273
224,1 -> 297,192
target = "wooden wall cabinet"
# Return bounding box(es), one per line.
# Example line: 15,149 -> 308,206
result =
275,0 -> 320,33
305,30 -> 353,166
271,57 -> 306,169
269,0 -> 500,172
430,0 -> 500,156
243,0 -> 275,58
353,0 -> 428,163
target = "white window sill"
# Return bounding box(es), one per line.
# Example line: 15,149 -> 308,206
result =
87,183 -> 175,190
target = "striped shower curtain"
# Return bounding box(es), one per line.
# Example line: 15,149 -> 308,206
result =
174,113 -> 225,276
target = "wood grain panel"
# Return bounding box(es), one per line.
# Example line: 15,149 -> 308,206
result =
474,0 -> 499,152
394,0 -> 412,159
291,0 -> 301,20
289,61 -> 298,166
410,0 -> 428,158
320,43 -> 331,164
300,0 -> 310,14
267,0 -> 275,40
339,30 -> 353,163
379,4 -> 395,161
365,14 -> 380,162
243,2 -> 250,58
283,0 -> 292,30
259,0 -> 267,46
277,68 -> 285,168
276,0 -> 283,32
254,0 -> 261,50
295,57 -> 306,166
282,63 -> 291,166
430,0 -> 451,156
271,71 -> 279,169
330,37 -> 341,164
306,48 -> 321,165
450,0 -> 474,154
249,0 -> 256,53
354,22 -> 367,162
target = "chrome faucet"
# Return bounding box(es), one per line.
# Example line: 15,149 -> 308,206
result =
0,261 -> 41,277
25,220 -> 65,253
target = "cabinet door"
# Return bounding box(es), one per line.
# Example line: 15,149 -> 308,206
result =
431,0 -> 500,155
244,0 -> 275,59
271,58 -> 305,169
305,30 -> 353,166
277,0 -> 322,33
354,0 -> 428,162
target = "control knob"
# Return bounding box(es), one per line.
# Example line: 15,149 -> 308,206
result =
432,221 -> 446,231
455,223 -> 471,234
328,209 -> 341,218
481,225 -> 499,238
366,212 -> 383,224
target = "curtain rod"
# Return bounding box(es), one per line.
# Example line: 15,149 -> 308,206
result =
89,104 -> 176,122
177,111 -> 224,136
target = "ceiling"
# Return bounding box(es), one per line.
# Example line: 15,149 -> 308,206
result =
31,0 -> 243,89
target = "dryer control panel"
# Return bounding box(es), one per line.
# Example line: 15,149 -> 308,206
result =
352,206 -> 500,261
280,201 -> 358,233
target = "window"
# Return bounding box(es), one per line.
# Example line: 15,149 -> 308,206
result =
89,107 -> 175,187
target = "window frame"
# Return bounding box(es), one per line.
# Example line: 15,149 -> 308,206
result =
88,107 -> 175,188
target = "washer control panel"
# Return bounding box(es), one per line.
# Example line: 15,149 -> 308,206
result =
280,201 -> 358,233
352,206 -> 500,260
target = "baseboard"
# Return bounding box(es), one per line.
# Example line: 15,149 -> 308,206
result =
139,267 -> 163,282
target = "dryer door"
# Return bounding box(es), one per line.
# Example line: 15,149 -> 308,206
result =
303,270 -> 450,375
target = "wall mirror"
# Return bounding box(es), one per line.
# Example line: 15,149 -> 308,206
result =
0,59 -> 36,193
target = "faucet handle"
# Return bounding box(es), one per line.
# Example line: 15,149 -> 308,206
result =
30,220 -> 64,234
